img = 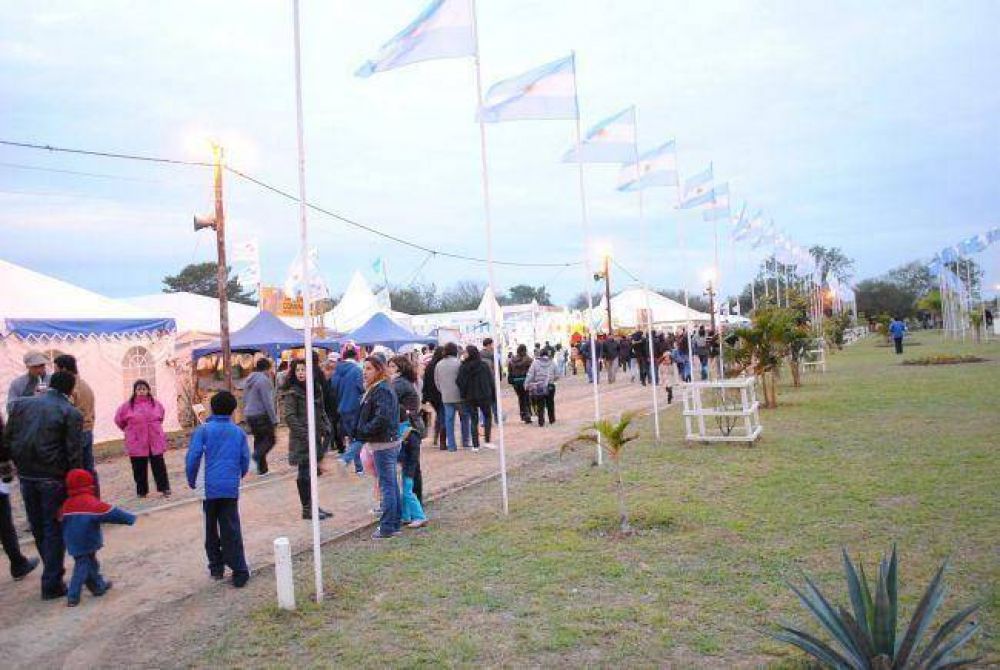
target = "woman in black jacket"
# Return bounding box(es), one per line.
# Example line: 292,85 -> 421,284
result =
421,347 -> 447,450
281,360 -> 333,520
390,356 -> 427,528
355,356 -> 401,539
507,344 -> 533,424
456,345 -> 495,451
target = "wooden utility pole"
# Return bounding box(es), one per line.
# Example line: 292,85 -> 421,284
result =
194,143 -> 232,391
213,144 -> 232,391
603,253 -> 613,335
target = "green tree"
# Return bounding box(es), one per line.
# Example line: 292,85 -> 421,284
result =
389,282 -> 438,314
504,284 -> 552,306
162,263 -> 255,305
439,280 -> 487,312
568,291 -> 603,310
884,260 -> 936,296
727,307 -> 807,407
855,279 -> 919,319
809,245 -> 855,285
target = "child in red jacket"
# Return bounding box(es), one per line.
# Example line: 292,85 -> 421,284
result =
59,469 -> 136,606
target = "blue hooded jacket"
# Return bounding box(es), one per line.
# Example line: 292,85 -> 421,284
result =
185,416 -> 250,500
331,360 -> 364,415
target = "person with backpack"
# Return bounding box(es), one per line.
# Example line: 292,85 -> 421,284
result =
524,347 -> 557,427
507,344 -> 533,424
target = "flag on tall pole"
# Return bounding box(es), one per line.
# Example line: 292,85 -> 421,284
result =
560,106 -> 636,163
478,55 -> 578,122
679,163 -> 715,209
355,0 -> 475,77
616,140 -> 678,192
702,182 -> 730,221
355,0 -> 512,512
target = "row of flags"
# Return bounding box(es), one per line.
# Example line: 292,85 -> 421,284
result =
932,226 -> 1000,265
355,0 -> 725,214
729,202 -> 818,278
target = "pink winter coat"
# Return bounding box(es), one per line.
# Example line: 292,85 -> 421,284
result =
114,397 -> 168,457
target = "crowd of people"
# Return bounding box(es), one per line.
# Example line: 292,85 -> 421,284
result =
0,325 -> 721,607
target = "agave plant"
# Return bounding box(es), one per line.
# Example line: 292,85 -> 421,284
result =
562,411 -> 638,533
772,546 -> 980,669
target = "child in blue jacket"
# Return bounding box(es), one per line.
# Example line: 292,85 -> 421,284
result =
185,391 -> 251,587
59,468 -> 136,606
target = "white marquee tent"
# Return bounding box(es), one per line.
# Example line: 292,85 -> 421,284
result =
600,287 -> 712,330
330,271 -> 413,332
0,260 -> 180,443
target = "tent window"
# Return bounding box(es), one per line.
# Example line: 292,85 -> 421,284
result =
122,346 -> 156,398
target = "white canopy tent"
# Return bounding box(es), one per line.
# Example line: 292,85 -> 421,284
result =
600,287 -> 712,330
0,260 -> 180,443
330,271 -> 413,332
125,292 -> 260,354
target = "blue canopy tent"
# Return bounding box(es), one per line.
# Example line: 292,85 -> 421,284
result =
343,312 -> 435,350
191,311 -> 340,360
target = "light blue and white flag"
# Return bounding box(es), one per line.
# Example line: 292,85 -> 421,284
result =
562,106 -> 636,163
730,202 -> 751,240
702,182 -> 730,221
750,220 -> 776,249
679,164 -> 714,209
958,234 -> 988,255
372,256 -> 387,277
616,140 -> 678,191
479,55 -> 578,123
988,226 -> 1000,244
356,0 -> 475,78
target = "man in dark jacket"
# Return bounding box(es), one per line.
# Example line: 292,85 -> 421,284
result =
631,331 -> 650,386
602,336 -> 620,384
243,358 -> 278,475
0,415 -> 40,581
4,371 -> 83,599
456,346 -> 495,451
507,345 -> 533,424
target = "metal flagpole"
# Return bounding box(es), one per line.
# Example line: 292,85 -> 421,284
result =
673,152 -> 695,383
632,110 -> 661,440
712,205 -> 724,379
569,52 -> 603,465
470,0 -> 510,513
291,0 -> 323,602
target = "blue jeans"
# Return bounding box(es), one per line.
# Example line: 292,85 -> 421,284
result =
81,430 -> 100,495
338,411 -> 364,472
68,553 -> 107,601
20,477 -> 66,595
443,402 -> 470,451
372,446 -> 401,534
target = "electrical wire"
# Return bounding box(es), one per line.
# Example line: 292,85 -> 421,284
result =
1,138 -> 582,270
0,160 -> 158,182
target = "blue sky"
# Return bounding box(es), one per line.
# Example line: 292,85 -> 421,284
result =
1,0 -> 998,304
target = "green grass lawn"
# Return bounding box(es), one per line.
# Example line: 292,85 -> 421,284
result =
194,331 -> 999,668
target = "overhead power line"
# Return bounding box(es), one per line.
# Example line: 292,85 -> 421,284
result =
1,138 -> 581,270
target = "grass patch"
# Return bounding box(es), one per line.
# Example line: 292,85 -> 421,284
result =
181,332 -> 1000,668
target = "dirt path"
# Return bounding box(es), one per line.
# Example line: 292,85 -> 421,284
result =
0,375 -> 671,668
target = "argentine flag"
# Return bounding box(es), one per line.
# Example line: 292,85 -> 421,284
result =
479,55 -> 578,123
702,182 -> 730,221
988,226 -> 1000,244
679,164 -> 714,209
356,0 -> 475,78
616,140 -> 678,191
959,234 -> 988,255
730,202 -> 751,240
562,106 -> 636,163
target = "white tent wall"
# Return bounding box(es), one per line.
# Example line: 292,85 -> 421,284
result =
0,332 -> 180,444
601,287 -> 712,330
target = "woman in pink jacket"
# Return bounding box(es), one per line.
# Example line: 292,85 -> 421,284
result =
114,379 -> 171,498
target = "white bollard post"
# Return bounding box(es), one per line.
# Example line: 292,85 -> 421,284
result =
273,537 -> 296,610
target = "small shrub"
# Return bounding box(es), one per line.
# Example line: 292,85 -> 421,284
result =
901,355 -> 986,366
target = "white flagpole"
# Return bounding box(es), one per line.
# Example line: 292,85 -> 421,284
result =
291,0 -> 323,602
570,52 -> 603,465
712,202 -> 724,379
470,0 -> 510,513
632,110 -> 661,440
674,153 -> 695,382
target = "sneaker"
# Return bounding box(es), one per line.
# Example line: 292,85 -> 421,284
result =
66,598 -> 79,608
231,572 -> 250,588
92,581 -> 113,597
481,442 -> 496,450
471,446 -> 480,453
406,519 -> 428,529
302,507 -> 333,520
371,529 -> 398,540
12,557 -> 39,581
